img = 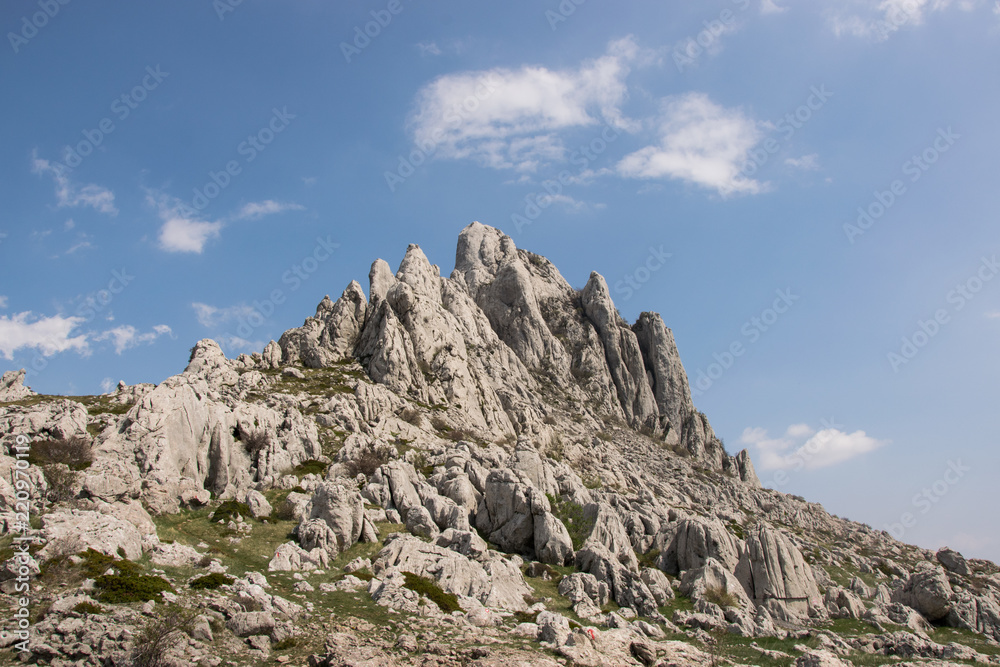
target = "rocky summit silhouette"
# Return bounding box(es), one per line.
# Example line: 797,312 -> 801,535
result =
1,222 -> 998,666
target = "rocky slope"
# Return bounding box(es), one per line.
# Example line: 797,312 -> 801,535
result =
1,222 -> 998,667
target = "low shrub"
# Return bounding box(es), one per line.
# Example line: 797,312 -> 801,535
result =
344,450 -> 390,478
189,573 -> 233,590
95,573 -> 174,603
703,584 -> 740,609
402,571 -> 461,614
638,548 -> 660,569
290,460 -> 327,478
547,494 -> 595,550
399,407 -> 422,426
272,637 -> 297,650
126,606 -> 197,667
210,500 -> 250,522
27,437 -> 93,471
242,430 -> 271,455
72,601 -> 104,615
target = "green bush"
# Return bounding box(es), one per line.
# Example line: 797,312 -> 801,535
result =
291,460 -> 327,478
72,601 -> 104,615
210,500 -> 250,522
95,573 -> 174,603
638,548 -> 660,569
402,571 -> 461,614
703,584 -> 740,609
27,437 -> 93,471
127,606 -> 197,667
272,637 -> 297,650
547,494 -> 595,550
343,451 -> 389,478
512,610 -> 540,624
242,430 -> 271,454
189,573 -> 233,590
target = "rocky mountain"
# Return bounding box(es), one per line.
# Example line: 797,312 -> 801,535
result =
1,222 -> 998,667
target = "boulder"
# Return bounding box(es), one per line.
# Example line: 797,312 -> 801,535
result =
405,505 -> 440,540
936,547 -> 970,576
658,517 -> 741,575
679,557 -> 754,612
536,610 -> 571,646
246,489 -> 273,519
0,369 -> 34,401
435,528 -> 488,562
299,481 -> 365,555
736,525 -> 822,620
227,611 -> 276,638
892,564 -> 954,622
38,509 -> 143,561
372,534 -> 531,611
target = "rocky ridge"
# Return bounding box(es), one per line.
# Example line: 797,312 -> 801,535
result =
0,222 -> 998,667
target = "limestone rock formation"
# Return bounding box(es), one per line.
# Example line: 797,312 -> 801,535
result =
4,221 -> 999,667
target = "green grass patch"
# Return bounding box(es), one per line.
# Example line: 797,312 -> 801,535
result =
932,626 -> 1000,657
402,571 -> 461,613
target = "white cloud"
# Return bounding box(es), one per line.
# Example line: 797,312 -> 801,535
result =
160,218 -> 223,253
31,152 -> 118,215
785,154 -> 820,170
234,200 -> 304,220
146,191 -> 223,253
616,93 -> 764,196
0,312 -> 89,359
64,219 -> 75,231
100,377 -> 116,393
827,0 -> 984,40
0,296 -> 7,308
95,324 -> 173,354
409,37 -> 643,172
761,0 -> 788,13
741,423 -> 889,470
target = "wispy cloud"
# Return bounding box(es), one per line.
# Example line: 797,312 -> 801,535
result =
0,312 -> 89,359
826,0 -> 985,40
191,302 -> 264,354
192,302 -> 257,328
417,41 -> 442,56
409,36 -> 644,172
233,200 -> 304,220
785,154 -> 820,170
31,152 -> 118,215
94,324 -> 173,354
0,296 -> 7,309
761,0 -> 788,14
616,93 -> 764,196
741,422 -> 889,470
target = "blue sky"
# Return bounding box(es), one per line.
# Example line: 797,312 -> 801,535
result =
2,0 -> 998,561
